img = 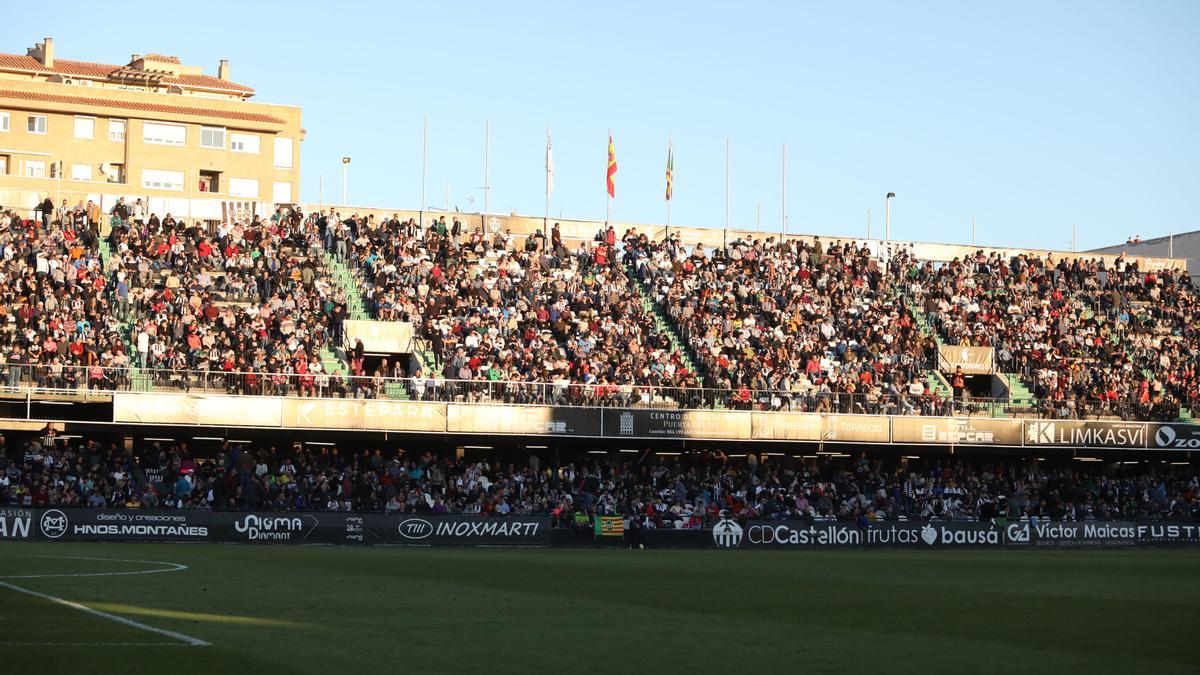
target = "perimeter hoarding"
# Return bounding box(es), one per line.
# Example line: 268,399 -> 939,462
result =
1023,420 -> 1148,448
447,404 -> 600,436
751,412 -> 822,441
820,415 -> 890,443
1146,423 -> 1200,450
113,393 -> 283,427
892,417 -> 1023,446
601,409 -> 752,439
714,520 -> 1003,549
5,509 -> 1199,548
2,509 -> 551,546
282,399 -> 447,432
1003,521 -> 1139,548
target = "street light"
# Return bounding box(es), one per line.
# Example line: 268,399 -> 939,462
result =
885,192 -> 896,242
341,157 -> 351,207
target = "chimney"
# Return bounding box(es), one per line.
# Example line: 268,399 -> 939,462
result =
218,59 -> 230,80
42,37 -> 54,68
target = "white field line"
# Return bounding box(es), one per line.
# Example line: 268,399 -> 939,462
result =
0,555 -> 188,579
0,555 -> 209,647
0,641 -> 195,647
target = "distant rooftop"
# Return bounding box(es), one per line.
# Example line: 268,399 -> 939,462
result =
0,37 -> 253,97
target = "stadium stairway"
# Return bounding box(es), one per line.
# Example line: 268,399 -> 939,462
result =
98,238 -> 147,391
320,250 -> 370,321
622,264 -> 701,378
315,248 -> 408,399
898,291 -> 958,407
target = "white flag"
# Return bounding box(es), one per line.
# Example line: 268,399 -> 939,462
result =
545,130 -> 554,197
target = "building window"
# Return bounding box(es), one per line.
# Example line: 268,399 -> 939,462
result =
200,126 -> 225,149
273,137 -> 293,168
73,117 -> 95,140
271,181 -> 292,203
142,168 -> 185,191
230,132 -> 259,154
0,155 -> 9,175
24,160 -> 46,177
71,164 -> 92,181
0,112 -> 9,132
109,119 -> 126,142
143,121 -> 186,146
27,115 -> 47,134
228,177 -> 259,198
198,170 -> 220,193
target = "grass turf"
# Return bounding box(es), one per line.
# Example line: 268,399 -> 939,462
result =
0,542 -> 1196,674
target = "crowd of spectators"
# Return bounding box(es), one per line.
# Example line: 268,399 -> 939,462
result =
3,431 -> 1196,525
909,251 -> 1198,421
0,202 -> 130,391
110,205 -> 349,396
630,234 -> 947,415
337,214 -> 697,405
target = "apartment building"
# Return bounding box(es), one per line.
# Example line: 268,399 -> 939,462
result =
0,37 -> 303,219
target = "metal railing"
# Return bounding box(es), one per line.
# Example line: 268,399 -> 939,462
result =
0,363 -> 1186,422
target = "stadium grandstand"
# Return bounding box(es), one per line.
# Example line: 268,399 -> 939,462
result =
0,13 -> 1197,673
0,200 -> 1193,422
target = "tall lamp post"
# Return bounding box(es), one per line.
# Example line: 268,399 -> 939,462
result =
341,156 -> 351,207
885,192 -> 896,243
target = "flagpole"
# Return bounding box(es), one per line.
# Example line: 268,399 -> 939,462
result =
545,123 -> 551,230
781,142 -> 787,237
606,129 -> 612,224
667,134 -> 672,238
724,136 -> 730,248
483,120 -> 490,223
421,112 -> 428,229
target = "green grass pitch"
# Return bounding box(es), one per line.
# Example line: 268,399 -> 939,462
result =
0,542 -> 1196,674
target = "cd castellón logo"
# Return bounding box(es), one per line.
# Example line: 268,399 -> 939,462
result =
712,517 -> 744,549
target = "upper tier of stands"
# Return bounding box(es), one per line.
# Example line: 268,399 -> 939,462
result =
0,199 -> 1192,422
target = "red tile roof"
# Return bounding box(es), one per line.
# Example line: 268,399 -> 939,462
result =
0,88 -> 285,125
0,53 -> 254,94
142,54 -> 182,64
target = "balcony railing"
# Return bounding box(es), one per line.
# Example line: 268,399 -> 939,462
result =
0,363 -> 1185,422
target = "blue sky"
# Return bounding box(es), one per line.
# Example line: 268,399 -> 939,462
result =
4,1 -> 1198,249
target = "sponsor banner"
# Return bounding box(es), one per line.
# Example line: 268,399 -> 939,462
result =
821,415 -> 890,444
379,515 -> 551,546
715,520 -> 1002,549
892,416 -> 1023,446
0,508 -> 35,539
1132,523 -> 1200,547
31,508 -> 212,541
113,393 -> 283,427
5,509 -> 1199,549
447,404 -> 600,436
1023,420 -> 1148,448
602,409 -> 752,440
1004,521 -> 1137,548
283,398 -> 447,433
939,344 -> 994,374
9,509 -> 549,546
595,516 -> 625,537
751,412 -> 822,441
1147,423 -> 1200,451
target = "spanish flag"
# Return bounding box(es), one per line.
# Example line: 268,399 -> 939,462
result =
665,142 -> 674,202
607,134 -> 617,198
